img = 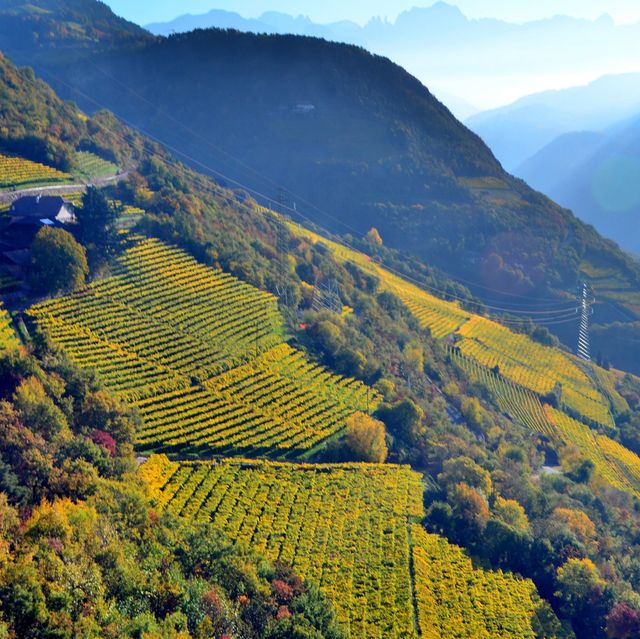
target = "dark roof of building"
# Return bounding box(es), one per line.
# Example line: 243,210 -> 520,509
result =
10,196 -> 67,218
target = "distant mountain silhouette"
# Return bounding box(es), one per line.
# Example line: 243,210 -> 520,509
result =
518,117 -> 640,254
468,73 -> 640,170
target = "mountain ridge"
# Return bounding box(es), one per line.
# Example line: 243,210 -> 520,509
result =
468,72 -> 640,170
3,0 -> 640,371
143,3 -> 640,111
518,117 -> 640,255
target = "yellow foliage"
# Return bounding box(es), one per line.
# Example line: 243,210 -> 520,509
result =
0,154 -> 70,188
494,496 -> 530,531
141,457 -> 423,639
412,524 -> 561,638
345,411 -> 388,463
553,508 -> 597,546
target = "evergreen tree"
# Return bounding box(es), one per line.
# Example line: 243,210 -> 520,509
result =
76,186 -> 121,258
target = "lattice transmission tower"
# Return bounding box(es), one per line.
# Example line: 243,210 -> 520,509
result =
577,282 -> 595,361
312,277 -> 343,314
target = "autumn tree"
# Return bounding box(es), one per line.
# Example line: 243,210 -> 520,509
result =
28,227 -> 88,296
439,456 -> 493,497
556,558 -> 606,618
493,496 -> 530,532
365,227 -> 383,247
554,507 -> 597,549
606,602 -> 640,639
344,412 -> 388,463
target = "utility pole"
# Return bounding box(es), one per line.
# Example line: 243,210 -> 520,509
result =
577,282 -> 594,361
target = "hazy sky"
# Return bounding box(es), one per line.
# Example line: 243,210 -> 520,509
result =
105,0 -> 640,26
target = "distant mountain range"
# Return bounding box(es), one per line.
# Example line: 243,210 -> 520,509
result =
145,4 -> 640,119
467,73 -> 640,170
517,116 -> 640,255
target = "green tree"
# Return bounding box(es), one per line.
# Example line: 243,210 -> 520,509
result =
77,186 -> 121,257
493,496 -> 530,531
28,227 -> 88,296
344,412 -> 388,463
376,399 -> 424,444
13,376 -> 68,440
439,456 -> 493,496
556,558 -> 605,617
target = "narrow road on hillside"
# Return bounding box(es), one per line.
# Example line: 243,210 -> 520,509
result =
0,169 -> 133,204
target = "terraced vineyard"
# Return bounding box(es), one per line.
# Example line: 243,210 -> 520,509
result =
451,348 -> 640,498
141,455 -> 563,639
544,406 -> 640,497
30,238 -> 378,456
411,525 -> 558,639
136,343 -> 374,454
456,316 -> 613,427
450,348 -> 553,435
74,151 -> 118,179
284,217 -> 617,426
0,154 -> 71,189
142,456 -> 422,638
0,304 -> 18,349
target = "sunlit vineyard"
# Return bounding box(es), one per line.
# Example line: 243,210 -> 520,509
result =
136,343 -> 376,455
451,348 -> 640,498
544,406 -> 640,497
30,238 -> 378,456
141,455 -> 564,639
456,316 -> 613,427
74,151 -> 118,179
141,455 -> 423,639
411,525 -> 560,638
0,154 -> 71,188
284,216 -> 616,431
0,304 -> 17,349
450,348 -> 554,435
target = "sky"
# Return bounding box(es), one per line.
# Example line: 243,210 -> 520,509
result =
104,0 -> 640,27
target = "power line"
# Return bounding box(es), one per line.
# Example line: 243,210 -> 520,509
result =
72,57 -> 578,308
7,59 -> 596,333
45,66 -> 584,316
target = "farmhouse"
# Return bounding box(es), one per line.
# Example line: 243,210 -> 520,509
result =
3,195 -> 76,248
0,195 -> 76,281
9,195 -> 75,225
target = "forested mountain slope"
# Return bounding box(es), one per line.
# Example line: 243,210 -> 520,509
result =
2,38 -> 640,639
2,0 -> 640,371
